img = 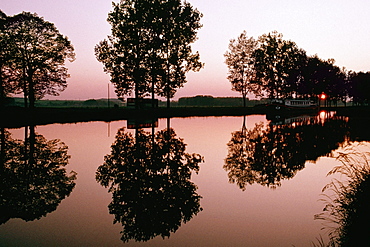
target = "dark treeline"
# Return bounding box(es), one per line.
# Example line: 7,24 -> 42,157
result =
6,97 -> 125,108
177,95 -> 268,107
225,31 -> 370,106
5,96 -> 269,108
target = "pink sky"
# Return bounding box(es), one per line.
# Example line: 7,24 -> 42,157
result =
2,0 -> 370,100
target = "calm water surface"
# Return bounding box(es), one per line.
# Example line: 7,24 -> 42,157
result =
0,113 -> 368,246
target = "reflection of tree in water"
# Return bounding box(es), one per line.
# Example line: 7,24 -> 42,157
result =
0,127 -> 77,224
224,115 -> 350,189
315,144 -> 370,247
96,127 -> 204,242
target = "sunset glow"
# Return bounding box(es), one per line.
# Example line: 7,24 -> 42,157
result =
2,0 -> 370,100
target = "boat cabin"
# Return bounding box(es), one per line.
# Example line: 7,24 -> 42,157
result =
269,98 -> 318,110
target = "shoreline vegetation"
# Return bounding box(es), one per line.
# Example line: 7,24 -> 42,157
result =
2,97 -> 370,128
1,105 -> 266,128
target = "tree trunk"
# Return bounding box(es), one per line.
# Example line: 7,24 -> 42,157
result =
0,88 -> 4,109
23,76 -> 28,108
0,67 -> 4,108
135,79 -> 139,110
0,128 -> 5,173
167,95 -> 170,108
22,60 -> 28,108
152,74 -> 155,108
166,78 -> 170,108
29,80 -> 35,108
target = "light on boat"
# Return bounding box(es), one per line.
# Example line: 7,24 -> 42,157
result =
320,93 -> 327,100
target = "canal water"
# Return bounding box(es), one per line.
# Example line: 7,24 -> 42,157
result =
0,112 -> 369,246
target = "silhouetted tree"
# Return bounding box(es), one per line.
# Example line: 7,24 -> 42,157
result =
154,0 -> 203,107
0,11 -> 8,106
0,11 -> 17,107
0,127 -> 76,224
297,55 -> 327,98
300,57 -> 346,105
95,0 -> 154,100
96,126 -> 203,242
224,31 -> 260,106
4,12 -> 75,108
253,31 -> 307,99
95,0 -> 203,107
226,30 -> 354,103
347,71 -> 370,105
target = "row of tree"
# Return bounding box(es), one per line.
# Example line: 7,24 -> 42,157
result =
3,3 -> 370,109
225,31 -> 370,106
0,11 -> 75,108
0,0 -> 203,109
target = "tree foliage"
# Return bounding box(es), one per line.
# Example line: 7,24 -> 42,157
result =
253,31 -> 307,99
298,56 -> 346,103
95,0 -> 153,99
0,11 -> 17,106
224,31 -> 260,106
347,71 -> 370,105
3,12 -> 75,108
154,0 -> 203,105
225,30 -> 367,103
95,0 -> 203,105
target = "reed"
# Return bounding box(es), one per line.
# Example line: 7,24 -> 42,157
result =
314,143 -> 370,246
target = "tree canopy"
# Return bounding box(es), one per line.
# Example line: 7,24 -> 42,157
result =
224,31 -> 260,107
253,31 -> 307,99
154,0 -> 203,106
95,0 -> 203,106
347,71 -> 370,105
1,11 -> 75,108
226,30 -> 366,104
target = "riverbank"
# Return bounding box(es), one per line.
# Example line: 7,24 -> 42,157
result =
1,105 -> 369,128
0,106 -> 267,128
